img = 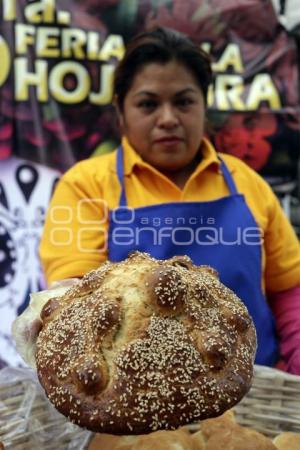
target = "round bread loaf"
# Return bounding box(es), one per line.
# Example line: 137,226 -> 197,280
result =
87,428 -> 196,450
36,252 -> 257,434
273,432 -> 300,450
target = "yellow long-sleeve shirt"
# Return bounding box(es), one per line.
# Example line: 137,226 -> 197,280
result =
39,137 -> 300,291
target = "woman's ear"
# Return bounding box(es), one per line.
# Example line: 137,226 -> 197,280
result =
113,95 -> 125,131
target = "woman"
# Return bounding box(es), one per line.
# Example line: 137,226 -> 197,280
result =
40,27 -> 300,373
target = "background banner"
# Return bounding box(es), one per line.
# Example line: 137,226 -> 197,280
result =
0,0 -> 299,366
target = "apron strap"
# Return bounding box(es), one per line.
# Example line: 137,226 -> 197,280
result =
116,146 -> 239,206
218,156 -> 238,195
116,145 -> 127,207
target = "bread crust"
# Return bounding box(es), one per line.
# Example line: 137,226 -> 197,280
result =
273,432 -> 300,450
192,410 -> 277,450
87,428 -> 197,450
36,252 -> 256,434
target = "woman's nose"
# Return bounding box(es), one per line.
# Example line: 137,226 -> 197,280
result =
157,104 -> 179,128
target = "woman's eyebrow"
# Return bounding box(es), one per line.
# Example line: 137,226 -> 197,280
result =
133,91 -> 158,98
133,87 -> 198,98
174,87 -> 198,96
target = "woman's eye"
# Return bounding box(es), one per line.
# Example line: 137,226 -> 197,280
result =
138,100 -> 157,109
176,98 -> 193,107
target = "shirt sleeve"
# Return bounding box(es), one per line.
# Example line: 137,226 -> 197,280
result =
263,183 -> 300,292
39,163 -> 108,285
269,285 -> 300,375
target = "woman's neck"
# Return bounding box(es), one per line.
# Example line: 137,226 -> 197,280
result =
161,152 -> 202,189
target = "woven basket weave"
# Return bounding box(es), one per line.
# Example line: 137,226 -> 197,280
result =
234,365 -> 300,437
0,365 -> 299,449
0,368 -> 91,450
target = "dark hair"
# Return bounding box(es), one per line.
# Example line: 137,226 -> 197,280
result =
114,27 -> 213,111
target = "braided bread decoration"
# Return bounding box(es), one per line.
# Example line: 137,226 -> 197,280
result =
36,252 -> 256,434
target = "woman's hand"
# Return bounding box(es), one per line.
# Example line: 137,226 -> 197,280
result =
11,279 -> 79,367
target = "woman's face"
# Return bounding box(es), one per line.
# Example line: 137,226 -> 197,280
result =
118,61 -> 205,173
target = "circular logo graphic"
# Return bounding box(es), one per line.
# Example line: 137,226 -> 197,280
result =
0,35 -> 11,87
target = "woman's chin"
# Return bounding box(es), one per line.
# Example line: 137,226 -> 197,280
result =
149,154 -> 187,172
156,163 -> 185,174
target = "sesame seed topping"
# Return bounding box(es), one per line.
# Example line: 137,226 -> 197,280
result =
36,251 -> 256,434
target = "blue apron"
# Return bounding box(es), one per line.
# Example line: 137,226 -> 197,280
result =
108,146 -> 278,365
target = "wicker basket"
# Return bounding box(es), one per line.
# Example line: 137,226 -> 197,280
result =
0,365 -> 299,449
234,364 -> 300,437
0,368 -> 91,450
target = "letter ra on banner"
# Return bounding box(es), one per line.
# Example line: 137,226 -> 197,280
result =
246,74 -> 281,110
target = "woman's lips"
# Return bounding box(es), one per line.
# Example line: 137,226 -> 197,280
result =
154,137 -> 183,146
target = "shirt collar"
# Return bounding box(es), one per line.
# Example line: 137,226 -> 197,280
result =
122,136 -> 144,176
120,136 -> 222,176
